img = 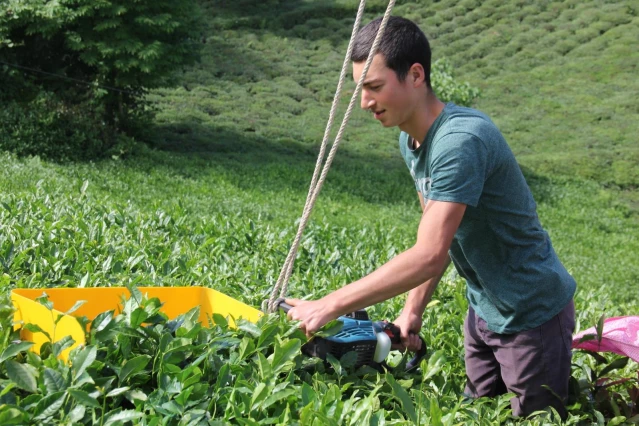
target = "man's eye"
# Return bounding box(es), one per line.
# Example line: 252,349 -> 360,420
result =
370,86 -> 381,91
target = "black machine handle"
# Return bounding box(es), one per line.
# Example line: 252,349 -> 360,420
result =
276,299 -> 294,313
276,298 -> 427,371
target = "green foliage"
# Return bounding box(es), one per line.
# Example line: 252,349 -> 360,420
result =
0,148 -> 638,423
1,283 -> 637,424
0,0 -> 205,159
431,59 -> 480,106
1,0 -> 204,91
407,0 -> 639,190
0,95 -> 126,161
0,0 -> 638,423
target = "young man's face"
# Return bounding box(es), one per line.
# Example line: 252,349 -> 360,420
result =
353,54 -> 416,128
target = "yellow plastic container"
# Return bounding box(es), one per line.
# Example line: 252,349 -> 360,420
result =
11,287 -> 263,360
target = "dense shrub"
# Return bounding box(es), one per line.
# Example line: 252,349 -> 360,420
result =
0,0 -> 204,159
0,94 -> 140,161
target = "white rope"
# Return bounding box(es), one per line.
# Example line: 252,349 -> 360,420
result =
264,0 -> 397,313
261,0 -> 368,313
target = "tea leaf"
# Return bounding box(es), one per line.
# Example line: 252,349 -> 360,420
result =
33,391 -> 65,420
69,389 -> 101,408
262,388 -> 296,410
23,323 -> 51,341
339,351 -> 358,369
103,409 -> 144,425
5,360 -> 38,393
599,357 -> 629,377
429,397 -> 443,425
313,319 -> 343,338
301,382 -> 317,407
71,345 -> 97,379
43,368 -> 66,394
35,293 -> 53,311
62,300 -> 86,316
79,272 -> 89,288
596,314 -> 605,344
0,341 -> 34,363
0,407 -> 28,425
68,405 -> 86,423
269,339 -> 301,373
118,355 -> 151,383
250,382 -> 269,410
52,335 -> 75,357
386,374 -> 417,423
106,387 -> 130,398
91,311 -> 114,333
238,321 -> 262,338
423,350 -> 446,382
80,180 -> 89,196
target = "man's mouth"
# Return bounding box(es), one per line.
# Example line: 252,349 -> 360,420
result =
373,110 -> 386,119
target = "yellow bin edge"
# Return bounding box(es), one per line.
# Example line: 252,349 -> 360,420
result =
10,286 -> 263,361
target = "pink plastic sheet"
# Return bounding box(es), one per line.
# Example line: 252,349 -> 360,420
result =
572,316 -> 639,363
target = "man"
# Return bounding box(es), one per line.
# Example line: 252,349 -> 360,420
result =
285,16 -> 576,418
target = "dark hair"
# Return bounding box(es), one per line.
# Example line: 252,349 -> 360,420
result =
351,16 -> 432,88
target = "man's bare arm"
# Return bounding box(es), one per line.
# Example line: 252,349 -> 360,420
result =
403,192 -> 450,316
286,195 -> 465,336
320,199 -> 465,317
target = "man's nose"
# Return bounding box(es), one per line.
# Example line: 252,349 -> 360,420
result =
361,91 -> 375,110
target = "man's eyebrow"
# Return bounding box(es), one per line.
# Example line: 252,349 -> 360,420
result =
363,79 -> 383,87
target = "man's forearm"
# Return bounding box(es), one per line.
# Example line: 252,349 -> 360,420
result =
403,256 -> 451,316
321,201 -> 464,323
322,245 -> 445,317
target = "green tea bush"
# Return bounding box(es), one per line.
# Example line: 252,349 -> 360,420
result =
0,141 -> 637,424
459,0 -> 481,11
0,95 -> 107,161
0,280 -> 636,424
1,0 -> 638,423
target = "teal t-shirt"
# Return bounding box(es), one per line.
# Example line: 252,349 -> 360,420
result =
399,103 -> 576,334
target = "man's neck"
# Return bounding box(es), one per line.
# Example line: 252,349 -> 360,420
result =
401,92 -> 445,149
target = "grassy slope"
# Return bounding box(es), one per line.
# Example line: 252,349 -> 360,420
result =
413,0 -> 639,189
2,0 -> 638,320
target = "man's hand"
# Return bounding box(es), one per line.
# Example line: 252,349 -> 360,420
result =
392,310 -> 423,352
284,298 -> 335,337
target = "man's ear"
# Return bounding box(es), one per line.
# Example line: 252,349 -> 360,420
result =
409,63 -> 426,87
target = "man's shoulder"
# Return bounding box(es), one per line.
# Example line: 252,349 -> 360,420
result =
435,104 -> 504,147
439,104 -> 495,134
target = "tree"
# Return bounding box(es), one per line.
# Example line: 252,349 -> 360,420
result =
0,0 -> 205,158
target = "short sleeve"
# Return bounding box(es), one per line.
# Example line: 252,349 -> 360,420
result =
427,133 -> 488,207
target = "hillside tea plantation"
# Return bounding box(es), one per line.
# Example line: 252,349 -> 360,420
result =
1,0 -> 638,424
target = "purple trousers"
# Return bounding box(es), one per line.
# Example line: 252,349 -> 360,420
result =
463,300 -> 575,418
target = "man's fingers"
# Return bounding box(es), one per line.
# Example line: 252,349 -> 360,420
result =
287,307 -> 307,322
410,334 -> 422,351
284,299 -> 300,320
293,317 -> 313,338
398,334 -> 422,353
400,328 -> 411,347
285,305 -> 313,337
